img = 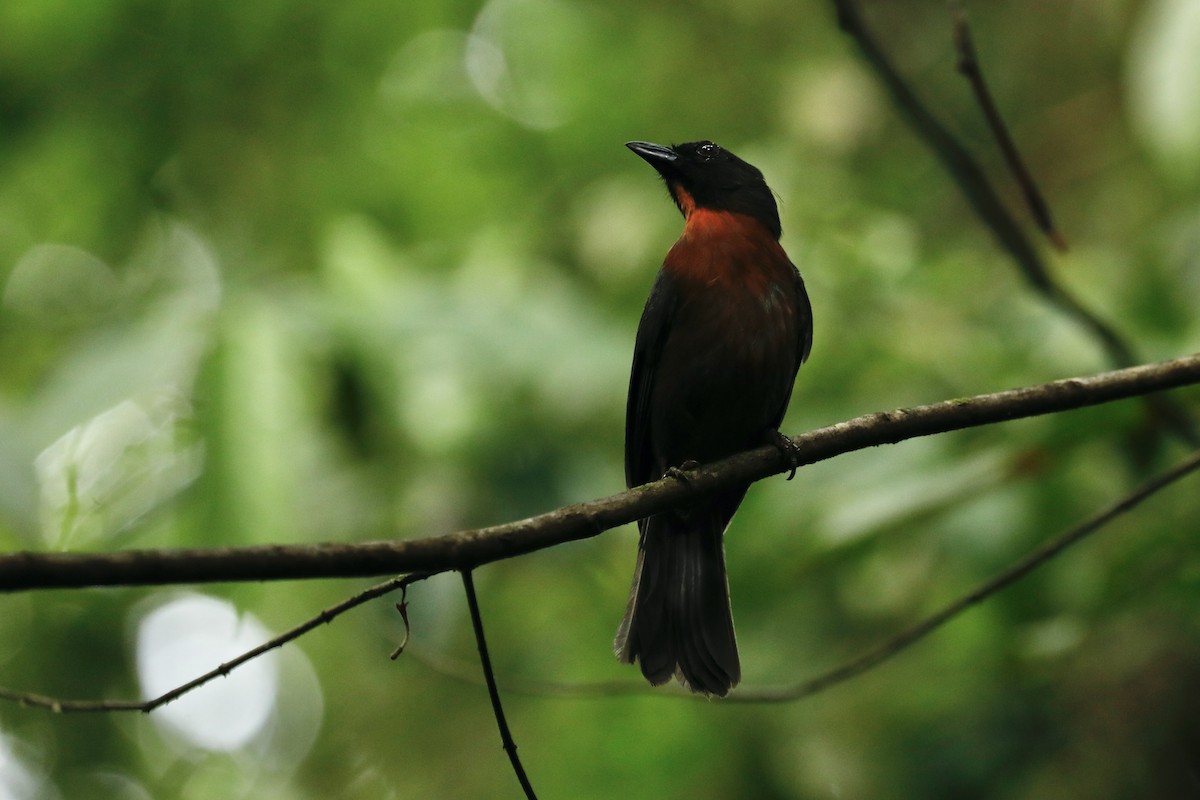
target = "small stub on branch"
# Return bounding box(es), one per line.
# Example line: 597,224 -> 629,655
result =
390,585 -> 413,660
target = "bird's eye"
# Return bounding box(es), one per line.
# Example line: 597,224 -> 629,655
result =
697,142 -> 718,160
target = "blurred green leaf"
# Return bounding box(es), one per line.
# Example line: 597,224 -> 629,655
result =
1,1 -> 1198,797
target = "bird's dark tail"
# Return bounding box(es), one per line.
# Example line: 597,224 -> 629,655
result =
614,510 -> 740,696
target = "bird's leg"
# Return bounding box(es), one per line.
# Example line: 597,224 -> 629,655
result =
663,459 -> 701,487
767,430 -> 801,480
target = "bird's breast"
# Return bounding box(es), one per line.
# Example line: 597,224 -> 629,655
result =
663,216 -> 800,361
648,220 -> 803,463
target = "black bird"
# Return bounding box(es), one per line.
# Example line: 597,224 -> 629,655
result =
615,140 -> 813,696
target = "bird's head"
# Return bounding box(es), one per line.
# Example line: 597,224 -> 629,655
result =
626,140 -> 781,239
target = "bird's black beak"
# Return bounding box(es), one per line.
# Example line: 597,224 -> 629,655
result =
626,141 -> 678,168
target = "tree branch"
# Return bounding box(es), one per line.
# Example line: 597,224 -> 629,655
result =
1,353 -> 1198,593
949,1 -> 1066,251
407,447 -> 1200,704
0,573 -> 432,713
831,0 -> 1053,290
8,436 -> 1197,716
830,0 -> 1198,444
462,570 -> 539,800
730,445 -> 1200,702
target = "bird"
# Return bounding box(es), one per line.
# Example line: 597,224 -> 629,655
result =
614,140 -> 813,697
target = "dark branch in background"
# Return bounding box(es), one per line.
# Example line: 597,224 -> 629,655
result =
4,358 -> 1198,711
1,354 -> 1199,593
385,447 -> 1200,703
731,446 -> 1200,702
0,573 -> 431,714
5,420 -> 1198,717
830,0 -> 1198,445
828,0 -> 1052,290
949,1 -> 1066,251
462,571 -> 539,800
409,647 -> 649,699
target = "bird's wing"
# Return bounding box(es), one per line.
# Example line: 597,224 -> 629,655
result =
765,259 -> 814,432
625,269 -> 679,492
794,264 -> 814,367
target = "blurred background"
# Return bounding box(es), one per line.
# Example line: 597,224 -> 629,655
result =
2,0 -> 1200,797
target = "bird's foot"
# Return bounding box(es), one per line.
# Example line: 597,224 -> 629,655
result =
664,460 -> 701,487
768,430 -> 801,480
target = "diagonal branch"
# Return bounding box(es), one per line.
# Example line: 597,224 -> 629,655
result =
0,353 -> 1198,593
0,573 -> 432,713
949,1 -> 1066,251
409,448 -> 1200,703
831,0 -> 1054,290
830,0 -> 1197,444
10,440 -> 1196,715
730,446 -> 1200,702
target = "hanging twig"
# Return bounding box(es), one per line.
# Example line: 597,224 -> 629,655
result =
390,580 -> 416,659
461,570 -> 539,800
0,573 -> 433,713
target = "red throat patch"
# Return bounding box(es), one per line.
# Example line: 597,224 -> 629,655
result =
671,185 -> 697,217
665,208 -> 789,290
681,208 -> 762,241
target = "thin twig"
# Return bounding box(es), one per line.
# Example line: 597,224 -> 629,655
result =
390,580 -> 416,659
950,1 -> 1066,251
5,432 -> 1199,716
411,645 -> 658,699
831,0 -> 1052,288
731,447 -> 1200,702
830,0 -> 1197,444
461,570 -> 538,800
2,354 -> 1199,593
0,573 -> 433,713
415,450 -> 1200,704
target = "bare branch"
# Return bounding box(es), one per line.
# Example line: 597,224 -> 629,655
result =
0,573 -> 432,713
410,646 -> 657,699
950,1 -> 1067,251
412,449 -> 1200,704
731,446 -> 1200,702
1,354 -> 1198,593
462,570 -> 539,800
3,360 -> 1197,715
830,0 -> 1197,443
831,0 -> 1052,288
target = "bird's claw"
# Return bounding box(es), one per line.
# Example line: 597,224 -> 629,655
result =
664,460 -> 701,487
769,431 -> 801,480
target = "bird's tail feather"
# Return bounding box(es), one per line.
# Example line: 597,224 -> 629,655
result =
614,512 -> 740,696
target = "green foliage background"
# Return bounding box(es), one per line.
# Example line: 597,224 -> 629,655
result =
2,0 -> 1200,797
